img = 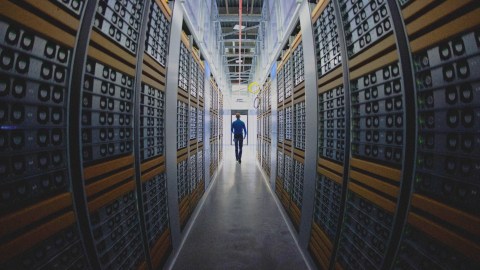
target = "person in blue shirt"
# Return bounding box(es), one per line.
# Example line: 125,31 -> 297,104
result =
231,113 -> 247,164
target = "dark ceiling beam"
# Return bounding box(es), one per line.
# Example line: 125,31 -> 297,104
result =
224,54 -> 256,58
228,73 -> 251,76
226,64 -> 253,66
226,57 -> 240,63
227,70 -> 251,74
222,38 -> 257,42
216,7 -> 262,14
228,74 -> 251,77
218,14 -> 262,22
222,34 -> 258,40
227,69 -> 252,73
224,45 -> 256,49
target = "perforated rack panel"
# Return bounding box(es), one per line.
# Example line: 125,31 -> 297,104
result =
277,66 -> 284,103
313,174 -> 342,241
81,59 -> 134,165
283,155 -> 293,195
178,43 -> 189,92
292,159 -> 304,209
189,57 -> 197,98
413,30 -> 480,215
145,0 -> 170,66
314,1 -> 341,77
140,84 -> 165,161
89,191 -> 145,269
198,107 -> 204,142
94,0 -> 144,54
350,62 -> 404,167
176,100 -> 188,150
0,19 -> 72,213
318,86 -> 345,163
340,0 -> 393,58
189,105 -> 197,140
278,109 -> 284,143
285,106 -> 293,141
142,173 -> 169,249
198,70 -> 204,99
336,191 -> 393,269
277,151 -> 284,182
294,43 -> 305,86
294,101 -> 306,150
2,224 -> 89,270
177,159 -> 188,202
284,58 -> 293,99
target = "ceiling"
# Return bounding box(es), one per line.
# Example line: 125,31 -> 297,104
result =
215,0 -> 264,85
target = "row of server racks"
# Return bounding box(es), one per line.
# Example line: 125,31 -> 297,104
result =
256,0 -> 480,269
0,0 -> 224,269
257,80 -> 272,177
209,79 -> 223,180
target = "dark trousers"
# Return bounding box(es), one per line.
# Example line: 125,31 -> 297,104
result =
234,134 -> 244,160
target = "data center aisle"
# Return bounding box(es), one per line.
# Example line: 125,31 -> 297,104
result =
172,145 -> 308,270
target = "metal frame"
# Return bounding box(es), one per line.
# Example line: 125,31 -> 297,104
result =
297,0 -> 318,253
327,1 -> 353,269
133,1 -> 154,268
68,1 -> 101,268
204,65 -> 213,189
165,0 -> 184,252
269,73 -> 278,188
382,1 -> 417,269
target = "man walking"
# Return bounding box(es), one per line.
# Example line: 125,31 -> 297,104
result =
231,113 -> 247,164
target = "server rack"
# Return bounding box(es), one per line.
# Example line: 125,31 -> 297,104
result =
175,32 -> 209,231
219,91 -> 223,163
391,1 -> 479,268
0,0 -> 93,266
209,77 -> 222,178
270,32 -> 306,232
254,1 -> 480,269
257,81 -> 272,176
305,1 -> 480,269
0,1 -> 224,269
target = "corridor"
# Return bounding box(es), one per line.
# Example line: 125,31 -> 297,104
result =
172,145 -> 309,270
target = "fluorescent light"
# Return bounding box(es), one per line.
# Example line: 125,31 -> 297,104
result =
235,59 -> 243,63
233,24 -> 246,30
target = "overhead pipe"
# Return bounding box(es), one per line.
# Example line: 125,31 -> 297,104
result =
239,0 -> 242,84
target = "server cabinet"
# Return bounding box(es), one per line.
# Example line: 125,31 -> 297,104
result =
0,1 -> 90,269
307,0 -> 480,269
270,32 -> 307,232
393,1 -> 480,269
0,0 -> 175,269
258,81 -> 272,176
175,32 -> 209,231
209,77 -> 222,179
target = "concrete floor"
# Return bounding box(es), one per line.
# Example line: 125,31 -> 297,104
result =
172,145 -> 308,270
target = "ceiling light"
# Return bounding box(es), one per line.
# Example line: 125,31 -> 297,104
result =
233,24 -> 246,30
235,59 -> 243,63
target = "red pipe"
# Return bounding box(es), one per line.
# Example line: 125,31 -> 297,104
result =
239,0 -> 242,83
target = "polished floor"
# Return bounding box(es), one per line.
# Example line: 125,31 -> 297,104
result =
172,145 -> 309,270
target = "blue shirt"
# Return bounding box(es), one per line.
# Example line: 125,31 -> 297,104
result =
231,119 -> 247,136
